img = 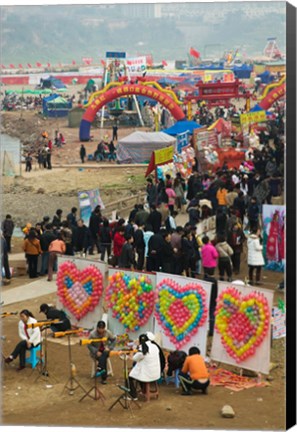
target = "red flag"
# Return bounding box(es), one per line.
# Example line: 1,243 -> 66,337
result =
162,60 -> 168,67
9,64 -> 15,68
18,64 -> 23,68
72,60 -> 76,65
36,62 -> 42,67
100,60 -> 106,67
189,47 -> 200,59
47,62 -> 51,67
1,64 -> 6,69
27,63 -> 32,68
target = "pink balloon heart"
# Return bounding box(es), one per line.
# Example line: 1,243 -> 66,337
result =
57,261 -> 103,320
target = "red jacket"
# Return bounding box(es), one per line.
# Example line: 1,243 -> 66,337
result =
113,232 -> 125,257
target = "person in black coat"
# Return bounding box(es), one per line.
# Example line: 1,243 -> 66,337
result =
39,303 -> 71,333
1,214 -> 14,253
160,231 -> 175,274
118,235 -> 135,269
67,207 -> 78,229
52,209 -> 63,229
216,207 -> 228,236
73,219 -> 93,255
80,144 -> 86,163
147,205 -> 162,234
40,224 -> 56,275
88,206 -> 102,254
147,231 -> 164,272
99,218 -> 112,262
133,224 -> 145,270
1,234 -> 11,280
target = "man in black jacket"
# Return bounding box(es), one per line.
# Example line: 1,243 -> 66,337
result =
1,214 -> 14,253
147,205 -> 162,234
147,230 -> 164,272
73,219 -> 92,255
133,224 -> 145,270
40,224 -> 56,276
88,206 -> 102,255
39,303 -> 71,333
118,235 -> 135,269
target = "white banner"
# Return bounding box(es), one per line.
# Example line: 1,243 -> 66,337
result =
125,56 -> 147,74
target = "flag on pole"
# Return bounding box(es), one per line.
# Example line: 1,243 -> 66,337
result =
9,64 -> 15,68
1,64 -> 6,69
100,59 -> 106,67
189,47 -> 200,59
72,60 -> 76,65
47,62 -> 51,67
162,60 -> 168,66
27,63 -> 32,68
36,62 -> 42,67
18,64 -> 23,68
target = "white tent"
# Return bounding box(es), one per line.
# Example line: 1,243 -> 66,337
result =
116,131 -> 176,164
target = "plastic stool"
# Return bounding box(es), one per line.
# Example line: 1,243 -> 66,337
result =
26,345 -> 42,369
91,357 -> 113,378
143,381 -> 159,402
166,368 -> 180,388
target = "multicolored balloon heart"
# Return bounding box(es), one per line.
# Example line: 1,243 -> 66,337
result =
106,271 -> 155,332
56,261 -> 103,320
154,279 -> 208,349
215,286 -> 270,363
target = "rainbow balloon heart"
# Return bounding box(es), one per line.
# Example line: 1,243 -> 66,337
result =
215,287 -> 270,363
105,271 -> 155,332
154,279 -> 208,349
56,261 -> 103,320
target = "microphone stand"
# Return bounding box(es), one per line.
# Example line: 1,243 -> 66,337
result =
63,333 -> 87,396
108,353 -> 141,416
79,356 -> 106,404
34,325 -> 58,384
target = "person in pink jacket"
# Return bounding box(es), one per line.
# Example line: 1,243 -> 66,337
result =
165,186 -> 177,216
201,236 -> 218,276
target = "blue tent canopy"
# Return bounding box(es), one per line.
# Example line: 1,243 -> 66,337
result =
250,104 -> 273,116
162,120 -> 202,136
257,70 -> 274,84
157,77 -> 179,87
41,76 -> 67,89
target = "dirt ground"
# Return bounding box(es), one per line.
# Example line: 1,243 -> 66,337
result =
1,89 -> 286,430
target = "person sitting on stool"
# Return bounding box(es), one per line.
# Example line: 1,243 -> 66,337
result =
128,334 -> 161,400
5,309 -> 42,371
87,320 -> 116,385
178,346 -> 210,396
39,303 -> 71,333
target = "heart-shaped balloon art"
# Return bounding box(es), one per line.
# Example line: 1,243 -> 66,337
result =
215,286 -> 270,363
154,279 -> 208,349
57,261 -> 103,320
105,271 -> 155,332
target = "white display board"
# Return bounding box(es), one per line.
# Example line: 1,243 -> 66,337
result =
210,282 -> 273,375
56,256 -> 108,330
107,268 -> 157,339
154,273 -> 212,356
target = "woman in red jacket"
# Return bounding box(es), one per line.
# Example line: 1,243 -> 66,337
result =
112,226 -> 125,266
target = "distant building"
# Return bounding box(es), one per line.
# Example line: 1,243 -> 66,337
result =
119,3 -> 157,19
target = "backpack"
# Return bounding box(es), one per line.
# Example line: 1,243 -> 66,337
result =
167,350 -> 187,376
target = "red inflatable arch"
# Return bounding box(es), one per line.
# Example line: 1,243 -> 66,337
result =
80,84 -> 186,141
259,83 -> 286,110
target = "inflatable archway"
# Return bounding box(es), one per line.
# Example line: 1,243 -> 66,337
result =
79,84 -> 186,141
259,82 -> 286,111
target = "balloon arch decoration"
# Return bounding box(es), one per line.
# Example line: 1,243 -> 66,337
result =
79,82 -> 186,141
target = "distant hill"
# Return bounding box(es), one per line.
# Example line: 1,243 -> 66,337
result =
0,3 -> 286,65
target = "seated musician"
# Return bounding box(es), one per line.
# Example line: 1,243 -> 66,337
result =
5,309 -> 42,371
127,334 -> 161,400
39,303 -> 71,333
87,320 -> 116,385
